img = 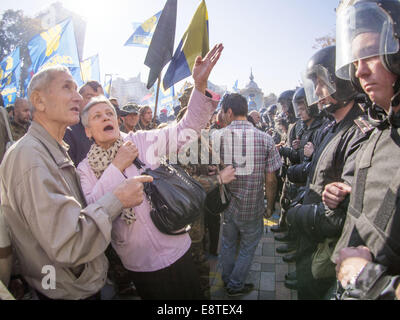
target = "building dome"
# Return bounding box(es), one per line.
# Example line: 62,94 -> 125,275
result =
240,68 -> 264,111
246,69 -> 260,90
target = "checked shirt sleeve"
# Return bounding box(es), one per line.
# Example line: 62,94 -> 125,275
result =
265,133 -> 282,173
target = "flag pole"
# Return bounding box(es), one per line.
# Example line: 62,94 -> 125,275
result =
153,73 -> 161,127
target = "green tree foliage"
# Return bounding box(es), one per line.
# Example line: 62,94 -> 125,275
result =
0,9 -> 43,93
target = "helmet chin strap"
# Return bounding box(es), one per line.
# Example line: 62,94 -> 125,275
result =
323,100 -> 346,114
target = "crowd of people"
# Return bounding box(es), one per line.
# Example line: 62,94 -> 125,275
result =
1,0 -> 400,301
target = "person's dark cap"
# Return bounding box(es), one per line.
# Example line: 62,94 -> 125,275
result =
119,103 -> 139,117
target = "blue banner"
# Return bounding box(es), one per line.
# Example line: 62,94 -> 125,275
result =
141,83 -> 175,115
158,84 -> 175,114
28,18 -> 82,86
124,11 -> 162,48
81,54 -> 100,83
163,0 -> 209,90
103,75 -> 112,98
0,47 -> 21,106
232,80 -> 239,93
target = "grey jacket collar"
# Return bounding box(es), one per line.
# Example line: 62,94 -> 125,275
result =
29,121 -> 73,168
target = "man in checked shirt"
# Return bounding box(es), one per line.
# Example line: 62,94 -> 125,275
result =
215,93 -> 282,297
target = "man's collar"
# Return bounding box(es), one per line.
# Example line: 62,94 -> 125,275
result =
228,120 -> 253,126
29,121 -> 74,168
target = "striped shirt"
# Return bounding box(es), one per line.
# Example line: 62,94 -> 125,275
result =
215,120 -> 282,220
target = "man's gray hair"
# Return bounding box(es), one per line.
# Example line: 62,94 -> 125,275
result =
81,95 -> 116,127
27,65 -> 71,100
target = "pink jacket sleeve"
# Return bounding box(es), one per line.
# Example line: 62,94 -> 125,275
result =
127,88 -> 219,169
77,159 -> 126,205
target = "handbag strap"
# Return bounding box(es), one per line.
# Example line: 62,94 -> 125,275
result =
132,158 -> 146,171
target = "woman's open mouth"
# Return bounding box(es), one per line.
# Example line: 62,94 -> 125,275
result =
103,125 -> 114,131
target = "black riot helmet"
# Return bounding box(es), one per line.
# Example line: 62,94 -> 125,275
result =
303,45 -> 358,114
336,0 -> 400,79
336,0 -> 400,107
267,103 -> 278,115
292,87 -> 320,119
278,90 -> 296,123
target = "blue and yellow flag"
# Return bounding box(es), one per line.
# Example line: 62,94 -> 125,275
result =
28,18 -> 82,86
124,11 -> 162,48
232,80 -> 239,93
0,47 -> 21,106
163,0 -> 209,90
141,83 -> 176,115
103,75 -> 112,98
80,54 -> 100,83
157,83 -> 175,114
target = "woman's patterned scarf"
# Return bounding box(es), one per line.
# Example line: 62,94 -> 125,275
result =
88,136 -> 136,225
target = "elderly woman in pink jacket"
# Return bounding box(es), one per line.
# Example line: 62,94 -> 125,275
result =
77,44 -> 223,300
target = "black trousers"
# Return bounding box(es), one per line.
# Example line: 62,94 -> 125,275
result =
204,211 -> 221,255
127,247 -> 204,300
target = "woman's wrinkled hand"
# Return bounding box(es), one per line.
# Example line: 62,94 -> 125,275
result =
192,43 -> 224,94
112,141 -> 139,173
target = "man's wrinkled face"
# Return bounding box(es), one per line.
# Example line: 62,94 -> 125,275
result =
353,32 -> 398,110
38,71 -> 83,127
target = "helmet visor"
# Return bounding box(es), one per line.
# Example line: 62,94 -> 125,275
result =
302,67 -> 336,107
292,99 -> 306,119
336,1 -> 399,80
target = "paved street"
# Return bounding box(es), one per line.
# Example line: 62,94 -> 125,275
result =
100,207 -> 297,301
209,209 -> 297,300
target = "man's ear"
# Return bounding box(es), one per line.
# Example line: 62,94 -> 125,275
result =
30,91 -> 46,112
84,126 -> 92,139
227,108 -> 234,120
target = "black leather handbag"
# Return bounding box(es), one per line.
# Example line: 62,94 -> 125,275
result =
204,183 -> 231,215
136,159 -> 207,235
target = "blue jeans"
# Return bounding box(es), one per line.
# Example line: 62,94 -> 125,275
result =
220,211 -> 263,290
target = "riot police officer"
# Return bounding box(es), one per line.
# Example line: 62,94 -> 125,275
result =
323,0 -> 400,300
271,90 -> 302,235
275,87 -> 327,262
285,45 -> 366,299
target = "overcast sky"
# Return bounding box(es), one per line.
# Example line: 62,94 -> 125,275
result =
1,0 -> 340,96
